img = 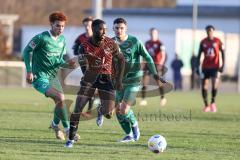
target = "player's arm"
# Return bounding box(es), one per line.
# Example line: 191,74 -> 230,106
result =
112,43 -> 125,90
60,42 -> 78,69
138,41 -> 165,85
159,45 -> 166,65
22,34 -> 42,83
77,45 -> 88,73
196,42 -> 203,75
72,36 -> 80,56
219,41 -> 225,73
139,41 -> 158,76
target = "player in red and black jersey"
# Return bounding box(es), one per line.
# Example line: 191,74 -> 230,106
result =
65,19 -> 125,148
73,17 -> 93,57
140,28 -> 167,106
72,17 -> 94,113
197,25 -> 225,113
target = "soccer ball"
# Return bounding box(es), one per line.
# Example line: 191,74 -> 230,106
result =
148,134 -> 167,153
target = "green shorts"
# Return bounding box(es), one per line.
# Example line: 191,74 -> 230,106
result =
32,77 -> 63,96
115,85 -> 140,105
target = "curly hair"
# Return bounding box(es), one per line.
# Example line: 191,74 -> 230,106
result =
49,11 -> 67,23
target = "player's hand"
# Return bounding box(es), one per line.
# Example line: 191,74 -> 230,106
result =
153,74 -> 166,87
195,68 -> 200,75
68,59 -> 77,69
219,66 -> 224,73
26,72 -> 33,84
115,80 -> 123,90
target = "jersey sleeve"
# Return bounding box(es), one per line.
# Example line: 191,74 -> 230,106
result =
77,44 -> 88,73
59,42 -> 67,66
138,40 -> 157,75
22,34 -> 43,73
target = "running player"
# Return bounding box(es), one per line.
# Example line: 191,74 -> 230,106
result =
140,28 -> 167,106
197,25 -> 225,112
22,11 -> 79,140
72,17 -> 95,114
65,19 -> 125,148
112,18 -> 164,142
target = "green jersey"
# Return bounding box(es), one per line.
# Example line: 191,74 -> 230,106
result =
22,31 -> 67,79
114,35 -> 157,85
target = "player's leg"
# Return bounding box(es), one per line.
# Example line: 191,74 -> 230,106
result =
201,77 -> 210,112
140,66 -> 150,106
65,83 -> 96,148
157,65 -> 167,106
210,71 -> 220,112
116,85 -> 140,142
32,78 -> 66,140
95,75 -> 115,126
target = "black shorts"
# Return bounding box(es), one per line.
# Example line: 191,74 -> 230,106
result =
201,68 -> 220,79
143,64 -> 167,76
78,74 -> 115,100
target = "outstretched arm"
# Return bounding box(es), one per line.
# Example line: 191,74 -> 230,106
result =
219,41 -> 225,72
196,42 -> 203,75
22,34 -> 42,84
112,43 -> 125,90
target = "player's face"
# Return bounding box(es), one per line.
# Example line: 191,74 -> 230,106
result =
150,29 -> 158,41
83,21 -> 92,34
51,20 -> 65,36
113,23 -> 127,39
206,28 -> 214,39
93,23 -> 107,41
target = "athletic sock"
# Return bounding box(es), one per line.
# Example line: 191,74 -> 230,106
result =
202,88 -> 208,106
125,109 -> 137,126
116,113 -> 131,135
87,97 -> 94,111
211,88 -> 217,103
69,113 -> 80,140
141,86 -> 146,99
54,105 -> 70,128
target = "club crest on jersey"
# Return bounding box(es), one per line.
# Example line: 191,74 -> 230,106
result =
213,42 -> 217,48
104,47 -> 111,54
126,48 -> 131,54
29,41 -> 36,49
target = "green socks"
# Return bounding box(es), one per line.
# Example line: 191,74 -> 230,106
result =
116,109 -> 137,134
53,105 -> 70,129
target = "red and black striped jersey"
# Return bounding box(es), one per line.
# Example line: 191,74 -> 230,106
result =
200,37 -> 223,69
79,37 -> 118,74
145,40 -> 165,64
74,33 -> 90,45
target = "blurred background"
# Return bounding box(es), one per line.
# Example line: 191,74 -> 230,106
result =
0,0 -> 239,92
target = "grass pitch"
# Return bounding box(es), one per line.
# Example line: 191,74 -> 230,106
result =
0,88 -> 239,160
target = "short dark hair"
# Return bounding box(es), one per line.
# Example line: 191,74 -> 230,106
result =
49,11 -> 67,23
113,18 -> 127,25
205,25 -> 215,31
82,16 -> 93,24
150,28 -> 158,32
92,19 -> 105,28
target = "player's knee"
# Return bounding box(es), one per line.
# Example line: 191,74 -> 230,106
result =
119,103 -> 129,115
104,114 -> 112,119
55,93 -> 65,106
142,86 -> 146,91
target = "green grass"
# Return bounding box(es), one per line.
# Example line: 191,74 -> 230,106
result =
0,88 -> 239,160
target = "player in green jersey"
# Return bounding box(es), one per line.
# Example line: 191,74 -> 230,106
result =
22,11 -> 79,141
112,18 -> 164,142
